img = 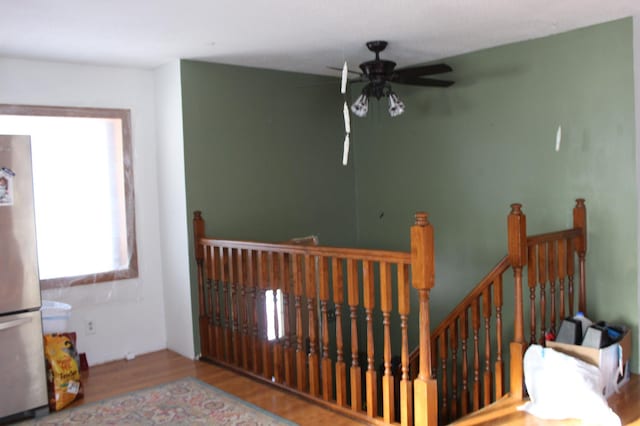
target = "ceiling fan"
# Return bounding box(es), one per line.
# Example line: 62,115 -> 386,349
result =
336,40 -> 455,118
337,41 -> 454,166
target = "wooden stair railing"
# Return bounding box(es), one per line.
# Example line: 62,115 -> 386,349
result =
193,211 -> 438,425
408,199 -> 587,425
509,199 -> 587,404
409,256 -> 510,424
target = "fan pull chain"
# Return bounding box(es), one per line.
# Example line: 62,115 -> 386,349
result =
342,134 -> 350,166
341,61 -> 348,94
342,98 -> 351,166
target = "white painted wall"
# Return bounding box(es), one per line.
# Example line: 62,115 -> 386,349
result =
0,57 -> 168,365
154,61 -> 195,359
634,15 -> 640,372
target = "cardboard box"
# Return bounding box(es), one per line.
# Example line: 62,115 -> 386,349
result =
547,330 -> 631,398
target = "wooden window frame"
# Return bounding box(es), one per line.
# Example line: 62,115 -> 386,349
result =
0,104 -> 138,289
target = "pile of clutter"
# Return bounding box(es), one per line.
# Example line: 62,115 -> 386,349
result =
549,312 -> 627,349
519,313 -> 631,426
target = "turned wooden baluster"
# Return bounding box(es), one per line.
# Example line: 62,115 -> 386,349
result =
217,247 -> 226,361
270,252 -> 283,383
538,243 -> 547,344
558,239 -> 567,320
380,261 -> 395,423
193,212 -> 208,357
212,246 -> 223,361
527,245 -> 537,345
201,245 -> 216,358
508,203 -> 527,400
248,250 -> 260,374
573,199 -> 587,314
411,212 -> 436,426
494,276 -> 504,399
293,254 -> 307,392
482,288 -> 492,408
567,238 -> 575,315
305,254 -> 320,397
259,251 -> 273,380
439,333 -> 448,422
460,309 -> 469,416
229,248 -> 240,365
363,260 -> 377,418
219,246 -> 232,363
471,298 -> 480,411
548,241 -> 558,334
319,257 -> 333,401
238,249 -> 250,370
450,319 -> 459,420
281,253 -> 295,387
347,258 -> 362,412
332,258 -> 347,407
398,264 -> 413,426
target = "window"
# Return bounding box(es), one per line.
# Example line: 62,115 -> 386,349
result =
0,105 -> 138,289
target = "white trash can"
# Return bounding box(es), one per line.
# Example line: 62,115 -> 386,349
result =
41,300 -> 72,334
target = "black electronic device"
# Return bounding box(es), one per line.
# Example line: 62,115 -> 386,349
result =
555,318 -> 583,345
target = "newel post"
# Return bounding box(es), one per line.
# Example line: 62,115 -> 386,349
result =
411,212 -> 437,426
573,199 -> 587,315
193,211 -> 207,356
507,203 -> 527,400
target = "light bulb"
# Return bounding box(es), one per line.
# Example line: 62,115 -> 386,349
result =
388,92 -> 405,117
350,93 -> 369,118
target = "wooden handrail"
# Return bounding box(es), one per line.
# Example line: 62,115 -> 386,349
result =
408,256 -> 509,373
198,237 -> 412,263
194,199 -> 586,426
431,256 -> 510,341
526,228 -> 582,246
409,199 -> 587,424
194,210 -> 426,426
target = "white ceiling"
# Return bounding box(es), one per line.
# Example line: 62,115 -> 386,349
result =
2,1 -> 639,76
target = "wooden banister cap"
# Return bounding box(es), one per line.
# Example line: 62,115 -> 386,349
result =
509,203 -> 523,214
413,212 -> 430,226
194,211 -> 202,219
575,198 -> 585,207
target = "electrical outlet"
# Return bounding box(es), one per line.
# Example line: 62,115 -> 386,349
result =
85,319 -> 96,335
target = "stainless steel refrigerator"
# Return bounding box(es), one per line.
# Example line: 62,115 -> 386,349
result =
0,135 -> 48,420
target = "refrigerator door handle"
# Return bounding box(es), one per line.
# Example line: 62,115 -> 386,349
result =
0,317 -> 32,331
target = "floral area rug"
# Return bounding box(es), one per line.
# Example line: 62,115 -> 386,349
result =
19,377 -> 297,425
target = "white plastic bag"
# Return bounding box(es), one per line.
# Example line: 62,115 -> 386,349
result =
518,344 -> 620,426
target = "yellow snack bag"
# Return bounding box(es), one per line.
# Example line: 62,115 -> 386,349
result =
43,333 -> 83,411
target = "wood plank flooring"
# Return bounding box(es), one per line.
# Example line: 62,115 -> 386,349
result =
71,349 -> 365,425
64,350 -> 639,425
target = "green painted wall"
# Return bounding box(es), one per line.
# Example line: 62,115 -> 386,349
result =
179,18 -> 638,372
352,18 -> 639,371
180,60 -> 357,352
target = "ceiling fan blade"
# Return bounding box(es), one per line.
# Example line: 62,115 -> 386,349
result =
327,66 -> 362,76
394,77 -> 454,87
392,63 -> 453,79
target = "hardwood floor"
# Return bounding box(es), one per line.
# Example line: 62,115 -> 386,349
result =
64,350 -> 639,425
72,349 -> 365,425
